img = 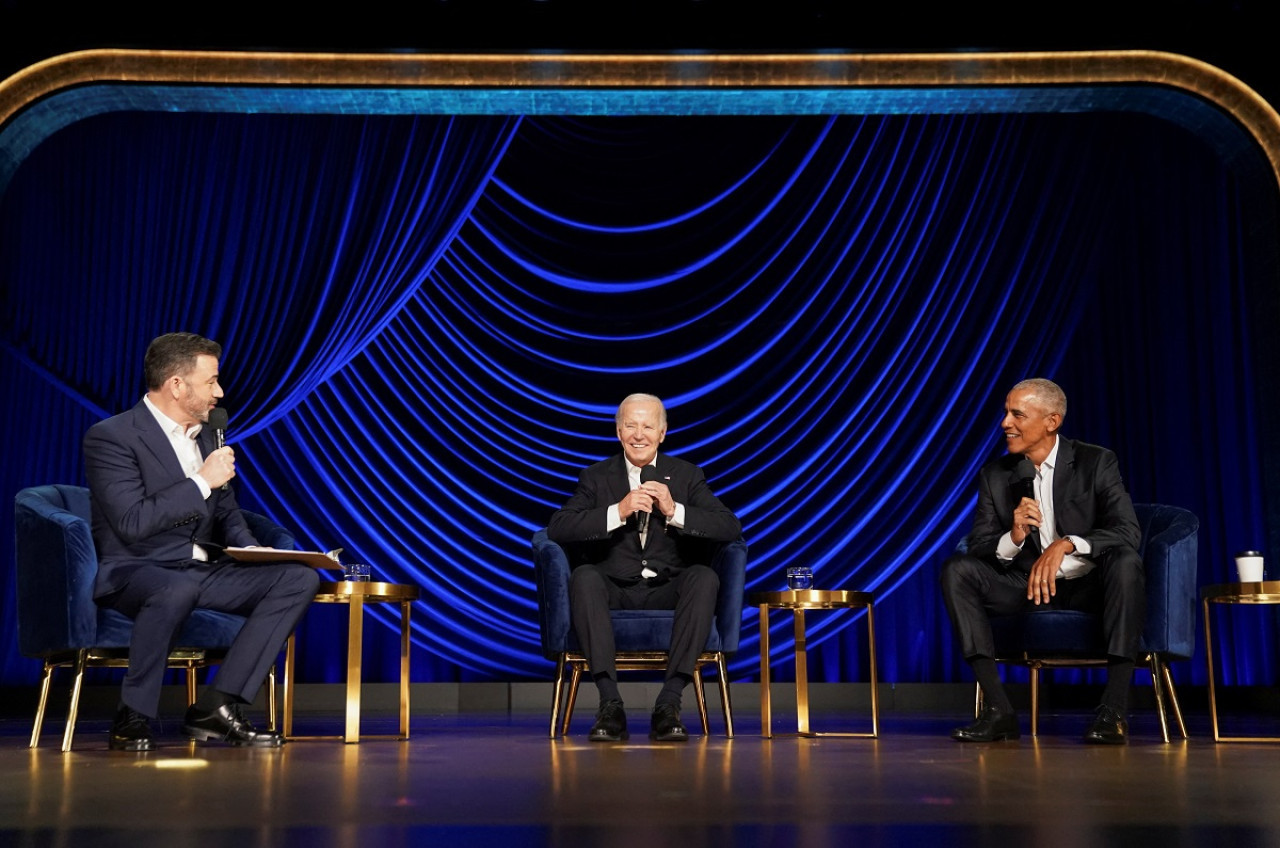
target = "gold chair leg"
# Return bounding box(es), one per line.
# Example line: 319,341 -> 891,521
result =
692,667 -> 710,735
61,649 -> 88,753
186,665 -> 197,705
1029,664 -> 1040,737
716,652 -> 734,738
974,681 -> 984,718
563,662 -> 583,736
30,661 -> 54,748
1148,653 -> 1171,743
549,654 -> 567,738
266,664 -> 277,732
1160,660 -> 1188,739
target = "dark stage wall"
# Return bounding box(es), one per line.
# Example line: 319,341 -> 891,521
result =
2,83 -> 1278,692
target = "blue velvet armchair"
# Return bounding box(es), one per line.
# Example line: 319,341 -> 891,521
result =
977,502 -> 1199,741
15,484 -> 298,751
532,529 -> 747,738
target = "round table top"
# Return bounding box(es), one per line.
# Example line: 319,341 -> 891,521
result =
314,580 -> 421,603
747,589 -> 874,609
1202,581 -> 1280,604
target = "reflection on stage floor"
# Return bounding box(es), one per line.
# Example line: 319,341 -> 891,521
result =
4,708 -> 1280,846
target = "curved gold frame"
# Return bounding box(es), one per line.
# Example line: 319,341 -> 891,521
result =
1,48 -> 1279,188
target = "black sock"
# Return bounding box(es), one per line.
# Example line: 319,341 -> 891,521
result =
1101,658 -> 1135,714
970,657 -> 1014,715
656,674 -> 690,709
594,673 -> 620,704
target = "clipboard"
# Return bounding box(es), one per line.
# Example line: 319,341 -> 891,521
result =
224,547 -> 342,570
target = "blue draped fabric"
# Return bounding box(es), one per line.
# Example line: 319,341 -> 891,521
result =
1,106 -> 1274,690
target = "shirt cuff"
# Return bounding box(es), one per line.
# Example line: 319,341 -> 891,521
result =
668,503 -> 686,529
1067,535 -> 1091,555
188,472 -> 212,500
996,531 -> 1022,561
606,503 -> 624,533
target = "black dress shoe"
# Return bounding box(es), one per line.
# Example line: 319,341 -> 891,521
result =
649,703 -> 689,742
951,706 -> 1020,742
109,706 -> 155,752
1083,705 -> 1129,745
183,703 -> 285,747
589,699 -> 629,742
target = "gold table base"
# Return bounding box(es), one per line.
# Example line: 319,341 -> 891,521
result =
1202,580 -> 1280,743
749,589 -> 879,738
283,580 -> 420,743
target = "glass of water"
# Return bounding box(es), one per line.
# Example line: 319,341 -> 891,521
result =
786,566 -> 813,590
343,562 -> 371,582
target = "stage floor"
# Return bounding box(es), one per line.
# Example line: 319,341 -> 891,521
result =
3,708 -> 1279,846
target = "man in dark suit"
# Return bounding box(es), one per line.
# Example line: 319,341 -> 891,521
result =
548,393 -> 741,742
941,378 -> 1144,745
84,332 -> 319,751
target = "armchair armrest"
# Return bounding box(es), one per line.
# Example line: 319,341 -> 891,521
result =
532,530 -> 573,659
711,539 -> 748,653
1136,506 -> 1199,659
15,487 -> 99,655
242,510 -> 298,551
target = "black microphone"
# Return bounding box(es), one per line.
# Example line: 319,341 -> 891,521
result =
1014,458 -> 1037,546
637,465 -> 662,537
1013,458 -> 1036,502
206,407 -> 230,492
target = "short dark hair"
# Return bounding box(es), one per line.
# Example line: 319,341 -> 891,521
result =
143,333 -> 222,390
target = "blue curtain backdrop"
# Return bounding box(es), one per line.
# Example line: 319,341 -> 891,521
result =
0,108 -> 1274,690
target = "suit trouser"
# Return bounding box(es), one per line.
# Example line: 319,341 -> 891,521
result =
569,564 -> 719,681
98,559 -> 320,716
940,545 -> 1145,662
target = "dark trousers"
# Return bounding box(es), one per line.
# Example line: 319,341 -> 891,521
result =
569,563 -> 719,681
100,559 -> 320,716
940,545 -> 1146,661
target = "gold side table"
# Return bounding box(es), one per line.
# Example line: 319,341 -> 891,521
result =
748,589 -> 878,738
283,580 -> 420,743
1203,580 -> 1280,743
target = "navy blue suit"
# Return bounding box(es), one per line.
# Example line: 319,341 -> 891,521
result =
84,400 -> 318,716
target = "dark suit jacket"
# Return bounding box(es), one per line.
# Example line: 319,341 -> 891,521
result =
83,399 -> 258,598
964,436 -> 1140,572
547,452 -> 741,582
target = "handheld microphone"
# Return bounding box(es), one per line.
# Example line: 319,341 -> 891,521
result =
1013,458 -> 1036,502
206,407 -> 230,492
1014,458 -> 1037,543
637,465 -> 662,536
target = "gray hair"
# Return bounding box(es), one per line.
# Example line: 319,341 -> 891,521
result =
616,393 -> 667,428
1012,378 -> 1067,418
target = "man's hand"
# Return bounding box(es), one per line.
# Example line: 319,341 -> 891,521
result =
198,446 -> 237,489
1026,538 -> 1075,604
1010,496 -> 1042,545
639,480 -> 676,519
618,489 -> 655,521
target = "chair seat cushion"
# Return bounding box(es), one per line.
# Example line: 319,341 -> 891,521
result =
93,608 -> 248,650
991,610 -> 1104,657
566,611 -> 724,653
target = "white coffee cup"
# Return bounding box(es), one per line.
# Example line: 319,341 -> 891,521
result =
1235,551 -> 1264,583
